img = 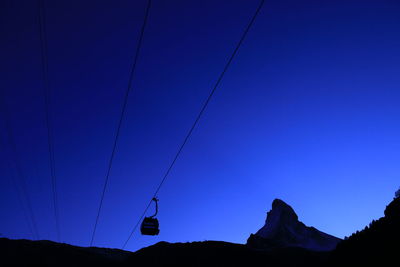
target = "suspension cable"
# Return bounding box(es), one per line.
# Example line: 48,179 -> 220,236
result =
122,0 -> 265,249
0,105 -> 40,240
90,0 -> 152,246
38,0 -> 60,241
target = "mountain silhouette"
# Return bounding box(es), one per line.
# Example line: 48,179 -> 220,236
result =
247,199 -> 341,251
332,196 -> 400,265
0,238 -> 130,266
1,197 -> 399,266
128,240 -> 328,267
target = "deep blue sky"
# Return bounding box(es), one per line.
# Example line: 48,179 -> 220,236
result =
1,0 -> 400,252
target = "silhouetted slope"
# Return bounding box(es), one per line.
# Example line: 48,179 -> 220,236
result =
0,238 -> 131,266
2,198 -> 398,266
247,199 -> 341,251
0,238 -> 328,267
332,197 -> 400,265
128,241 -> 328,267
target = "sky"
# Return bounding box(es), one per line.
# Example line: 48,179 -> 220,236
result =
1,0 -> 400,252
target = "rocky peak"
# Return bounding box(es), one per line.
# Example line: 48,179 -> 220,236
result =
247,199 -> 341,251
255,199 -> 299,239
272,199 -> 297,219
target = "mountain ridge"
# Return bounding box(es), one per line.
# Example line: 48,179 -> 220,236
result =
247,199 -> 341,251
1,197 -> 399,266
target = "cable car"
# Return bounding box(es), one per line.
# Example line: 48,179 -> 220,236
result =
140,197 -> 160,235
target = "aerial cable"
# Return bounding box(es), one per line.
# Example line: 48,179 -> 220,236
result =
89,0 -> 152,246
121,0 -> 265,249
9,172 -> 37,240
0,105 -> 40,240
37,0 -> 60,241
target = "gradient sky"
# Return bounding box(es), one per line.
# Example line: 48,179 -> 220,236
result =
1,0 -> 400,252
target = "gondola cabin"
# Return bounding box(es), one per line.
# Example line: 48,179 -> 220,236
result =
140,217 -> 160,235
140,197 -> 160,236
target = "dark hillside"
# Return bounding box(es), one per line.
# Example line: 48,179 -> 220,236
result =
332,197 -> 400,265
128,241 -> 328,267
1,198 -> 398,266
0,238 -> 130,267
